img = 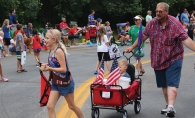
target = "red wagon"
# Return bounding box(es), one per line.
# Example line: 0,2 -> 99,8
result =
90,52 -> 142,118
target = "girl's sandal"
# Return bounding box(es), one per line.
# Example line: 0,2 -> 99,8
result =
138,73 -> 143,76
141,69 -> 145,74
17,70 -> 22,73
2,77 -> 8,82
21,69 -> 27,72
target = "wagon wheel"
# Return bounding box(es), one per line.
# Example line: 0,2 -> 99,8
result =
134,101 -> 141,114
91,108 -> 99,118
122,110 -> 128,118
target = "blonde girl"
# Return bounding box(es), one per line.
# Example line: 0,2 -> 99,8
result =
41,29 -> 84,118
0,31 -> 8,82
2,19 -> 13,56
94,26 -> 113,74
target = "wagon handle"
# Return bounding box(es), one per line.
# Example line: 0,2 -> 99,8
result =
123,51 -> 135,63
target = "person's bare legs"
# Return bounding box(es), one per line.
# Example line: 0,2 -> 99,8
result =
17,60 -> 21,71
37,52 -> 40,61
74,39 -> 78,45
65,93 -> 84,118
95,61 -> 100,71
162,87 -> 168,104
0,64 -> 8,81
47,91 -> 61,118
140,60 -> 145,74
137,59 -> 141,75
167,87 -> 178,106
0,64 -> 3,77
106,61 -> 110,73
120,36 -> 125,44
34,53 -> 38,61
29,44 -> 33,54
4,45 -> 11,56
63,36 -> 69,46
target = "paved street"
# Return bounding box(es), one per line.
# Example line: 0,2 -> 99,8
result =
0,44 -> 195,118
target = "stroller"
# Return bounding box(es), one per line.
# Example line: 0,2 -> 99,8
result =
90,51 -> 142,118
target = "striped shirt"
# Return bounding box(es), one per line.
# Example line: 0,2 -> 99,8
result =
143,15 -> 189,70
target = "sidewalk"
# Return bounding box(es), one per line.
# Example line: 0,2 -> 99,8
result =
66,43 -> 97,50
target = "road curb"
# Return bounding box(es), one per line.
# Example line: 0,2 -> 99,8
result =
66,45 -> 96,50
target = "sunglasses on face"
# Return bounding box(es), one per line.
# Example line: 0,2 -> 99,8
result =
155,10 -> 165,14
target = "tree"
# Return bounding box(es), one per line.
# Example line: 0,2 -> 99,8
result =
101,0 -> 142,16
0,0 -> 195,28
0,0 -> 19,25
17,0 -> 42,24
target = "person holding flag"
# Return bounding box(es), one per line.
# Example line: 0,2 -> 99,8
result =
128,15 -> 145,76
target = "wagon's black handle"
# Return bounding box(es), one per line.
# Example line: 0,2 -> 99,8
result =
123,51 -> 135,63
37,61 -> 43,73
37,61 -> 42,67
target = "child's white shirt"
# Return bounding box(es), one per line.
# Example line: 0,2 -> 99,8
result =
9,39 -> 16,48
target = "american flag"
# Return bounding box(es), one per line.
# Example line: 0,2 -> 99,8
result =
93,58 -> 104,84
104,57 -> 120,85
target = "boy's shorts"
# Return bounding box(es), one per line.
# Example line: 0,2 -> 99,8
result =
16,51 -> 21,60
154,59 -> 183,88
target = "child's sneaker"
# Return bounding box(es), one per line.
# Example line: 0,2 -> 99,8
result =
166,106 -> 176,117
94,70 -> 98,74
161,105 -> 168,114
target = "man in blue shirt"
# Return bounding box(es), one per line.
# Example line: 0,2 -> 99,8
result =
88,10 -> 96,25
181,8 -> 190,24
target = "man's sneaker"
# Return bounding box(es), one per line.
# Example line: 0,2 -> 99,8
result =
166,106 -> 176,117
161,105 -> 168,114
94,70 -> 98,74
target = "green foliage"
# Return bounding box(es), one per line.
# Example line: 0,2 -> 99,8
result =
0,0 -> 195,28
0,0 -> 19,24
101,0 -> 142,15
0,0 -> 41,25
17,0 -> 41,24
54,0 -> 89,20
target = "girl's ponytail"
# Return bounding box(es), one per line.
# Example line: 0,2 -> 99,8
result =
59,41 -> 68,55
